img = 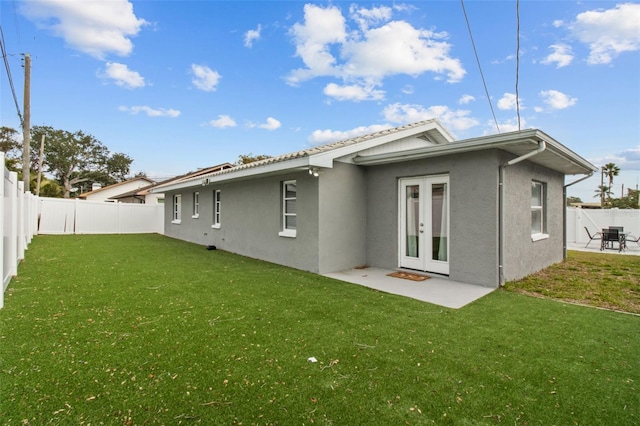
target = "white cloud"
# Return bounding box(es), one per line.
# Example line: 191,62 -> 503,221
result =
287,4 -> 347,85
569,3 -> 640,65
323,82 -> 385,101
118,105 -> 180,117
458,94 -> 475,105
541,43 -> 574,68
618,146 -> 640,170
20,0 -> 147,59
257,117 -> 282,131
286,4 -> 465,92
491,117 -> 528,134
349,4 -> 392,31
244,24 -> 262,48
191,64 -> 221,92
209,115 -> 237,128
539,90 -> 577,110
382,103 -> 479,133
497,93 -> 520,111
100,62 -> 145,88
309,124 -> 391,145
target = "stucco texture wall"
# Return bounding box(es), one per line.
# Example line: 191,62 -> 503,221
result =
317,162 -> 367,273
501,160 -> 565,282
163,171 -> 321,272
365,150 -> 502,287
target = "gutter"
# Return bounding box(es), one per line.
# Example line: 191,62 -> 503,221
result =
498,140 -> 546,286
562,171 -> 595,259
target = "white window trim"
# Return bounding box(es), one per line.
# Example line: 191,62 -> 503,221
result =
280,180 -> 297,238
192,191 -> 200,219
172,194 -> 182,224
279,229 -> 297,238
212,190 -> 221,229
531,181 -> 547,241
531,233 -> 549,242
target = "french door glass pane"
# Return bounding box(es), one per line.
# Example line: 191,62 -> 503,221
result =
431,183 -> 447,261
406,185 -> 419,258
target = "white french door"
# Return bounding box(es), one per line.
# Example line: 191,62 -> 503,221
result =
399,175 -> 449,275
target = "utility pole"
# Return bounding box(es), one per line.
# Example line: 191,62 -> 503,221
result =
36,135 -> 45,196
22,53 -> 31,192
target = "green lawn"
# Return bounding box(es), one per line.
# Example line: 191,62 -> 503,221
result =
504,250 -> 640,314
1,234 -> 638,425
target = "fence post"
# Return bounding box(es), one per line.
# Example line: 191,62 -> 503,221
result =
7,172 -> 18,280
17,182 -> 25,261
0,153 -> 4,308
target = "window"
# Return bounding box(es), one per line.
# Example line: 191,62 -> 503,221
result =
212,190 -> 221,229
279,180 -> 296,237
531,181 -> 547,240
192,192 -> 200,218
172,194 -> 182,224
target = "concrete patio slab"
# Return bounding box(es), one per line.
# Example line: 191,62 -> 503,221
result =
323,243 -> 638,309
322,267 -> 495,309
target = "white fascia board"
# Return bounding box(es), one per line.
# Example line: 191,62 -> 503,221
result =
354,130 -> 596,174
150,157 -> 312,193
352,136 -> 533,165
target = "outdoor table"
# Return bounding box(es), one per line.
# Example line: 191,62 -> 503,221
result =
601,228 -> 626,252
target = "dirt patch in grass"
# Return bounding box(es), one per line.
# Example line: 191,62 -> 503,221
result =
504,251 -> 640,314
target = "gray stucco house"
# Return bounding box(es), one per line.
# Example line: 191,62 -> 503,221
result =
154,120 -> 596,287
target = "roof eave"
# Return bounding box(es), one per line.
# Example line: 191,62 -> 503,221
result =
353,129 -> 597,175
150,157 -> 312,193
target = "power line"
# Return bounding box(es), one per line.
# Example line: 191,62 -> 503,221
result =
0,25 -> 24,126
460,0 -> 500,134
515,0 -> 522,131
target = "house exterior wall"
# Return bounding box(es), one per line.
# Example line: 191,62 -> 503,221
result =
502,159 -> 565,281
162,148 -> 569,288
364,150 -> 501,287
317,162 -> 367,273
83,179 -> 153,202
163,171 -> 322,272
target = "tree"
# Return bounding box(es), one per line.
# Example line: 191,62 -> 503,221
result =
601,162 -> 620,205
566,196 -> 582,206
611,189 -> 640,209
594,184 -> 611,207
236,153 -> 272,165
0,126 -> 22,172
31,125 -> 133,198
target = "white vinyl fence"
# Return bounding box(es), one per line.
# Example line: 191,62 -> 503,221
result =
567,207 -> 640,244
1,151 -> 164,308
1,153 -> 38,309
38,198 -> 164,235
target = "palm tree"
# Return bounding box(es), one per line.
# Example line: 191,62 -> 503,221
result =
602,163 -> 620,201
594,185 -> 610,207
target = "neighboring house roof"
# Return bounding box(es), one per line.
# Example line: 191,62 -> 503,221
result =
153,119 -> 597,193
150,162 -> 235,192
110,183 -> 157,200
78,176 -> 155,199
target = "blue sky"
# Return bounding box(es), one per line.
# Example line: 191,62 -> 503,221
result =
1,0 -> 638,202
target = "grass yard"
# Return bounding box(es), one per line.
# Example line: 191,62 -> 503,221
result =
504,250 -> 640,314
1,234 -> 638,425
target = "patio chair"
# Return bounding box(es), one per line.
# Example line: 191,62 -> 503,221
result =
625,233 -> 640,247
601,228 -> 620,252
584,227 -> 601,248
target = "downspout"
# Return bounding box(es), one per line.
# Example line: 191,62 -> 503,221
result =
562,171 -> 594,259
498,140 -> 546,286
